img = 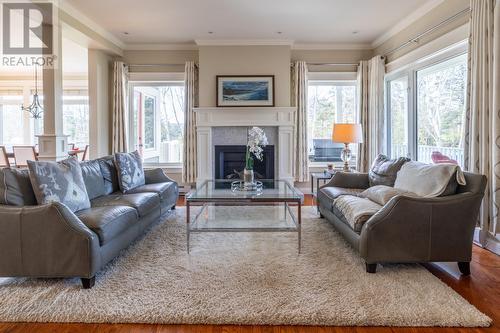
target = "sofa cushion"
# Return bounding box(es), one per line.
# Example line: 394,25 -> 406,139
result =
91,192 -> 160,217
369,154 -> 410,187
80,160 -> 106,200
317,187 -> 364,211
0,168 -> 37,206
76,206 -> 138,245
127,182 -> 177,204
98,156 -> 120,195
333,195 -> 382,233
27,157 -> 91,212
114,150 -> 145,193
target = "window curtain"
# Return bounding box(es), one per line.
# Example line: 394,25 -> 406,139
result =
112,61 -> 129,153
182,61 -> 199,184
291,61 -> 308,182
357,55 -> 386,172
464,0 -> 500,240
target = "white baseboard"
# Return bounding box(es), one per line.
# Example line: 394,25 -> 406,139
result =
473,227 -> 500,255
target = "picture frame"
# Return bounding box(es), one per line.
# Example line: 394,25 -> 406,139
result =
216,75 -> 275,107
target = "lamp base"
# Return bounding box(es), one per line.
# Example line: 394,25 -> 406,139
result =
341,143 -> 352,172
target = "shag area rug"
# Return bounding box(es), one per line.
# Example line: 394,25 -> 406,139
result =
0,206 -> 491,327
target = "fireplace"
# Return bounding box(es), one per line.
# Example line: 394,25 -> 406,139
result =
214,145 -> 275,180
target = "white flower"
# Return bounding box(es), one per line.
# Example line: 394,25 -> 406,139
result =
247,127 -> 268,161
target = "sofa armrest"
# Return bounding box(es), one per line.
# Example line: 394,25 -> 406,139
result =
0,202 -> 101,278
320,172 -> 370,189
359,192 -> 483,263
144,168 -> 177,184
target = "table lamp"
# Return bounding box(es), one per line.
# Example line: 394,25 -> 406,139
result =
332,123 -> 363,172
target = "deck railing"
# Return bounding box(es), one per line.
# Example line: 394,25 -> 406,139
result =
391,144 -> 464,167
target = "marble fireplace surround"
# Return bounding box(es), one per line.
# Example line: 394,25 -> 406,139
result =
194,107 -> 296,187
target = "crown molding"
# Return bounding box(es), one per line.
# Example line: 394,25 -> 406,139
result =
195,39 -> 294,46
57,0 -> 126,50
371,0 -> 445,48
124,43 -> 198,51
292,43 -> 371,50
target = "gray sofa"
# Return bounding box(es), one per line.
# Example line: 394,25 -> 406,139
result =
0,156 -> 178,289
317,171 -> 486,274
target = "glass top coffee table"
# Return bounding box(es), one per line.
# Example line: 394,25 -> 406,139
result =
186,179 -> 304,253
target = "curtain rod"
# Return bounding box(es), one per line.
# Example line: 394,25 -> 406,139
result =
383,7 -> 471,57
307,63 -> 358,66
128,64 -> 185,67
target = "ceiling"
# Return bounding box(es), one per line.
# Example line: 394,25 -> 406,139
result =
63,0 -> 440,48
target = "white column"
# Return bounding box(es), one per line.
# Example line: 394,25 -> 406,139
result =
278,125 -> 294,184
196,126 -> 212,188
37,25 -> 68,161
88,49 -> 111,158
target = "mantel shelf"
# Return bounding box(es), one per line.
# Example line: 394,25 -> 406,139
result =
194,106 -> 296,128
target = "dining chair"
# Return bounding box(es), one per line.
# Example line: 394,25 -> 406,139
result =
13,146 -> 38,168
81,145 -> 89,161
68,143 -> 75,151
0,146 -> 10,168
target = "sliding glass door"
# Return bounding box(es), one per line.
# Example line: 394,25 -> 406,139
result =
386,50 -> 467,167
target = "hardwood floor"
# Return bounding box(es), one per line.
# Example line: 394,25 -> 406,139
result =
1,194 -> 498,333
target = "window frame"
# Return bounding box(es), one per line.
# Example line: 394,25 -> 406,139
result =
307,72 -> 358,167
385,42 -> 468,162
128,79 -> 185,169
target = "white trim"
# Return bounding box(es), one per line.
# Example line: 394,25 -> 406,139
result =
372,0 -> 446,48
129,72 -> 185,82
57,1 -> 125,50
195,39 -> 294,46
308,72 -> 357,81
292,43 -> 371,50
385,24 -> 469,73
474,228 -> 500,255
124,43 -> 198,51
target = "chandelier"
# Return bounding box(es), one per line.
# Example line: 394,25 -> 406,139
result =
21,65 -> 43,119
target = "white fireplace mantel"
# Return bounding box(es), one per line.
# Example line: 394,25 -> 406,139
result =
194,107 -> 296,187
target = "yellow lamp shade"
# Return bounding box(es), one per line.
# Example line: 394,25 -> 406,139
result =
332,123 -> 363,143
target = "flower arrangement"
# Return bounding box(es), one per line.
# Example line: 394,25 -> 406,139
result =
245,126 -> 268,171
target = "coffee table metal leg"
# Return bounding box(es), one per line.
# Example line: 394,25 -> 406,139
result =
284,202 -> 287,220
186,201 -> 190,253
298,201 -> 302,254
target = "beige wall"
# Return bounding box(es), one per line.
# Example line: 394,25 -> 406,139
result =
123,50 -> 198,73
88,49 -> 112,158
198,46 -> 291,107
374,0 -> 470,62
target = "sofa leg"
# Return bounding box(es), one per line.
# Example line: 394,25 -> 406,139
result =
171,205 -> 176,210
81,276 -> 95,289
366,263 -> 377,273
458,262 -> 471,276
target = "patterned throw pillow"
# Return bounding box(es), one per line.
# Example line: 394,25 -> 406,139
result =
27,157 -> 91,212
368,154 -> 410,187
114,150 -> 145,193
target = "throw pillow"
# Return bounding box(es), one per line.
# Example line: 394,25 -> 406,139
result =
369,154 -> 410,187
0,168 -> 37,206
27,157 -> 91,212
359,185 -> 417,206
114,150 -> 145,193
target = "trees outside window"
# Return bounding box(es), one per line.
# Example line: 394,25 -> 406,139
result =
130,83 -> 184,165
307,81 -> 356,163
386,52 -> 467,167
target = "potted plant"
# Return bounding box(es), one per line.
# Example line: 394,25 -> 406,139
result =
244,126 -> 268,186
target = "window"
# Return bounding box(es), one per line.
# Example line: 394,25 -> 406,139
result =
0,93 -> 24,145
63,91 -> 89,149
307,78 -> 357,163
129,83 -> 185,165
386,50 -> 467,167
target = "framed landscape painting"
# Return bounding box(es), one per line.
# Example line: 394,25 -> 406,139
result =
216,75 -> 275,107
